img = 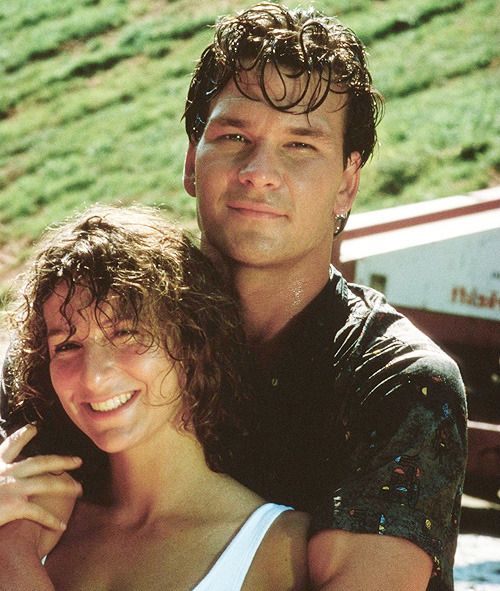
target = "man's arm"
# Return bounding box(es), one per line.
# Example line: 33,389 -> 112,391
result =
308,315 -> 467,591
0,520 -> 56,591
308,529 -> 432,590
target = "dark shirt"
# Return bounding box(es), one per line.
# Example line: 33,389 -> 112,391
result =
0,266 -> 467,590
233,266 -> 467,591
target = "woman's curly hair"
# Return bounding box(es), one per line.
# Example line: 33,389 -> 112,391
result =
4,204 -> 253,500
184,2 -> 383,166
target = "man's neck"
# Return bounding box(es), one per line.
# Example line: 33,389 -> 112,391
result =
231,262 -> 331,351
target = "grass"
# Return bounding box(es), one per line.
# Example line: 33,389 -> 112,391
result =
0,0 -> 498,295
1,4 -> 128,73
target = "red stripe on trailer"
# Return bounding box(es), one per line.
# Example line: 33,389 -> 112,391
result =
395,306 -> 500,349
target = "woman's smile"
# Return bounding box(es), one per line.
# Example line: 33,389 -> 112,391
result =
44,285 -> 183,454
88,391 -> 137,413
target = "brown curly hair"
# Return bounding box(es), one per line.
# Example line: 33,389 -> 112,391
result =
183,1 -> 383,166
5,205 -> 253,499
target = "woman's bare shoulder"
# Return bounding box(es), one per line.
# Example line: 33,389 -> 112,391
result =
243,509 -> 311,591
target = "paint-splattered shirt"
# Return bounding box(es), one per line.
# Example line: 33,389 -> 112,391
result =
235,266 -> 467,591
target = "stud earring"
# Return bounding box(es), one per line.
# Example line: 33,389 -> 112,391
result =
334,211 -> 350,236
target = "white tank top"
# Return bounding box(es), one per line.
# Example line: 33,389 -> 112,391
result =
192,502 -> 293,591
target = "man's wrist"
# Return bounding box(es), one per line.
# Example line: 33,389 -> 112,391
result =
0,519 -> 42,558
0,521 -> 56,591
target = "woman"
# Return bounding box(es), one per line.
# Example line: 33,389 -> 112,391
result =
0,205 -> 309,590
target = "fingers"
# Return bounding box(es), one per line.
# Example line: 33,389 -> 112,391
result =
0,496 -> 67,531
0,426 -> 83,537
0,424 -> 38,463
5,454 -> 82,479
0,471 -> 83,498
20,473 -> 83,498
0,470 -> 82,532
1,423 -> 82,481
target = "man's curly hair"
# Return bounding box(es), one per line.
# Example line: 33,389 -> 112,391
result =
184,2 -> 383,166
5,205 -> 253,501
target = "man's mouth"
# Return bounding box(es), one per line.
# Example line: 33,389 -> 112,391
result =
90,392 -> 135,412
227,200 -> 285,218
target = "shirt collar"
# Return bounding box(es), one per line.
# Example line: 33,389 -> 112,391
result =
264,265 -> 350,373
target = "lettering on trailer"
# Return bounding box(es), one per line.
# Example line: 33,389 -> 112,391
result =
353,228 -> 500,322
451,288 -> 500,310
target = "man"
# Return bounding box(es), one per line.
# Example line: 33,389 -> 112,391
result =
1,3 -> 466,590
181,3 -> 466,590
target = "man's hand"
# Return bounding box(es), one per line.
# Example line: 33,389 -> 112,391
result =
0,424 -> 83,557
308,529 -> 433,590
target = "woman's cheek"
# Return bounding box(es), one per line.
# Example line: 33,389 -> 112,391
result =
50,357 -> 78,394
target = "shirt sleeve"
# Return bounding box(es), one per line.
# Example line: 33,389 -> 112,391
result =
311,317 -> 467,591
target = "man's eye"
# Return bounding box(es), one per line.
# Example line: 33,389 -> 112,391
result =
221,134 -> 248,143
289,142 -> 315,150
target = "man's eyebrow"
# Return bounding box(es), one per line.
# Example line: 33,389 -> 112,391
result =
208,115 -> 248,128
209,116 -> 332,139
286,125 -> 331,139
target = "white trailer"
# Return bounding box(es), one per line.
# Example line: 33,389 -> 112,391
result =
334,187 -> 500,501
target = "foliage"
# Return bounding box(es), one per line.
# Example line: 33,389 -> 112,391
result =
0,0 -> 498,293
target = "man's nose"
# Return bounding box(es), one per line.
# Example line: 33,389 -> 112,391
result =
238,143 -> 282,190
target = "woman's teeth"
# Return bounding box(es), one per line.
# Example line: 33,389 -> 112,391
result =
90,392 -> 134,412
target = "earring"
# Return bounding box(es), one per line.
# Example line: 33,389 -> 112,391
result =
334,211 -> 350,236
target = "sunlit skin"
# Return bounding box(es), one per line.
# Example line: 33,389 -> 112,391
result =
184,68 -> 360,276
184,68 -> 360,345
6,283 -> 310,591
44,285 -> 184,456
183,68 -> 434,590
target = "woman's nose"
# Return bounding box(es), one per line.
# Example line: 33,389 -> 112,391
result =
80,343 -> 114,393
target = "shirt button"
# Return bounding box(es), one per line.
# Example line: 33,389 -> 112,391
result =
271,377 -> 279,387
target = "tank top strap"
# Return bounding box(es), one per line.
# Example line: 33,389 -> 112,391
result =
193,502 -> 293,591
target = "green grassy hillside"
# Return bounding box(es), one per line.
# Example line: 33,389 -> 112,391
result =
1,0 -> 499,293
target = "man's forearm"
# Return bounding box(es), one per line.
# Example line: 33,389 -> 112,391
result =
0,521 -> 55,591
309,530 -> 432,591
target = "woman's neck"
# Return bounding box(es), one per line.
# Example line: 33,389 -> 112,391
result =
105,426 -> 219,525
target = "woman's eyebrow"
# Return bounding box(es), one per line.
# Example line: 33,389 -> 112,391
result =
46,327 -> 69,339
103,315 -> 135,325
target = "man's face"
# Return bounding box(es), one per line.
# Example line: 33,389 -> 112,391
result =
184,68 -> 360,270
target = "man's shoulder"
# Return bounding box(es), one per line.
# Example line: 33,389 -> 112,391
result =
333,277 -> 442,357
326,276 -> 465,404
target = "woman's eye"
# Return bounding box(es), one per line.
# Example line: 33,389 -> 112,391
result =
113,328 -> 138,342
53,341 -> 79,355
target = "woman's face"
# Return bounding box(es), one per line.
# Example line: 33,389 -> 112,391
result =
44,284 -> 184,454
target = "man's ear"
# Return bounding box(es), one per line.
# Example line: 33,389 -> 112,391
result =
183,142 -> 197,197
334,151 -> 361,216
